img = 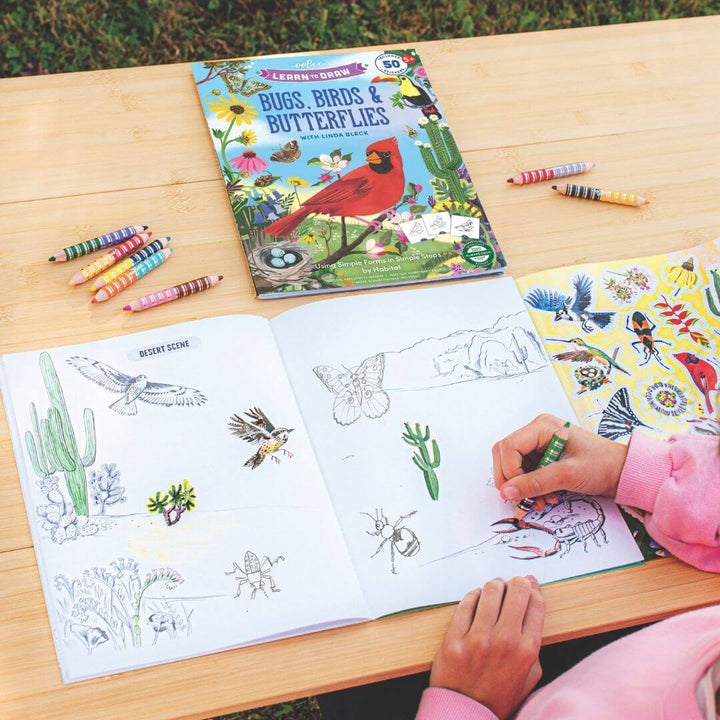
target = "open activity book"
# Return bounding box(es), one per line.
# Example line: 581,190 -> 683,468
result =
1,239 -> 718,682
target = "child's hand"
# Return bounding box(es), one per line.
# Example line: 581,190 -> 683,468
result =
492,414 -> 628,502
429,576 -> 544,720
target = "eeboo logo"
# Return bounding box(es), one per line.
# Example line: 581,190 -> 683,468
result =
374,53 -> 407,76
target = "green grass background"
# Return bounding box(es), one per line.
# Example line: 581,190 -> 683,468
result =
1,1 -> 718,78
2,1 -> 716,717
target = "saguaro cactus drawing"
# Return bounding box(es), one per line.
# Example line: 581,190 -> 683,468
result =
24,352 -> 96,515
416,116 -> 466,202
402,422 -> 441,500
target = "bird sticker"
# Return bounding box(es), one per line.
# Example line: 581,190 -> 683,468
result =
67,356 -> 207,415
673,352 -> 718,414
313,354 -> 390,426
525,275 -> 616,333
264,137 -> 405,238
228,407 -> 294,469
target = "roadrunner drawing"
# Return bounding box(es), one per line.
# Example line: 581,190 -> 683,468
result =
67,356 -> 207,415
228,407 -> 294,469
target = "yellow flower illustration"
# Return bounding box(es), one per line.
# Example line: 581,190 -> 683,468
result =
207,94 -> 258,125
287,177 -> 309,188
664,257 -> 699,296
239,129 -> 257,146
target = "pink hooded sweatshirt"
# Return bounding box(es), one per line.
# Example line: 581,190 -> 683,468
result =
416,433 -> 720,720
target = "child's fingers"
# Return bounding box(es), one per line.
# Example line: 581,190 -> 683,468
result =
500,461 -> 572,501
496,577 -> 532,632
495,415 -> 564,484
445,588 -> 481,641
471,578 -> 505,631
521,585 -> 546,642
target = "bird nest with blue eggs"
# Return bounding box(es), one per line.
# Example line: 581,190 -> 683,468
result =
248,241 -> 314,285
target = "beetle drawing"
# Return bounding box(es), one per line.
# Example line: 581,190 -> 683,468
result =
362,508 -> 420,574
225,551 -> 284,599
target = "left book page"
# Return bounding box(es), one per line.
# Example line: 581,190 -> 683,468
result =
0,316 -> 368,683
191,48 -> 505,298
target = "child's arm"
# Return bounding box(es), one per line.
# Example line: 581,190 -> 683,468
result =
615,431 -> 720,570
493,414 -> 720,570
416,576 -> 544,720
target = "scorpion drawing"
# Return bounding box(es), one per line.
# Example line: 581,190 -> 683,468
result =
225,551 -> 285,599
362,508 -> 420,575
492,494 -> 607,559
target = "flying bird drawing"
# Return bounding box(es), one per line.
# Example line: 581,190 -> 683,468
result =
67,356 -> 207,415
264,137 -> 405,238
525,274 -> 616,333
228,407 -> 294,469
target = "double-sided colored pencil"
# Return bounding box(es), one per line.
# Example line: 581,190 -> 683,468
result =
49,225 -> 148,262
91,249 -> 172,304
90,236 -> 171,291
69,232 -> 151,285
123,275 -> 223,312
552,183 -> 649,207
507,162 -> 594,185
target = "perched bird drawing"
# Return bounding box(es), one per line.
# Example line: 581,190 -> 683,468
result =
265,137 -> 405,238
371,75 -> 442,118
525,274 -> 616,333
547,337 -> 631,376
673,352 -> 718,414
67,356 -> 207,415
228,407 -> 294,469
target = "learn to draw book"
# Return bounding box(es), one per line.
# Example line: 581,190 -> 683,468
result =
191,49 -> 505,298
1,239 -> 718,682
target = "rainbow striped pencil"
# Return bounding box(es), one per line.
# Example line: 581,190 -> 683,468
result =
49,225 -> 148,262
90,236 -> 171,291
507,162 -> 594,185
91,249 -> 172,304
69,232 -> 151,285
123,275 -> 223,312
552,183 -> 649,207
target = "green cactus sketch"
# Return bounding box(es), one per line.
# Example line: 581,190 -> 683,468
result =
24,352 -> 96,516
705,268 -> 720,317
147,479 -> 197,526
402,422 -> 441,500
416,116 -> 467,202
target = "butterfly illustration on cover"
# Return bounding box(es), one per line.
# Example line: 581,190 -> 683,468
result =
592,387 -> 653,440
270,140 -> 301,163
313,354 -> 390,426
221,72 -> 271,97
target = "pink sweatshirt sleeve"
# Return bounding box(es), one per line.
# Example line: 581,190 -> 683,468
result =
415,688 -> 499,720
615,432 -> 720,570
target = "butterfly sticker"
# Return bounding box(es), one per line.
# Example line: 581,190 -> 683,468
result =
270,140 -> 301,163
313,354 -> 390,426
221,72 -> 271,97
594,387 -> 653,440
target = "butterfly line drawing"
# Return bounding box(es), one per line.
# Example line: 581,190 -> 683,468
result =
589,387 -> 654,440
67,356 -> 207,416
270,140 -> 301,163
313,354 -> 390,426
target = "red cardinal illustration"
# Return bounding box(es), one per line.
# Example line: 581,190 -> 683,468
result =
674,352 -> 718,414
265,137 -> 405,237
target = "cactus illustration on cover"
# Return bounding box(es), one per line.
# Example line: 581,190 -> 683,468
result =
192,49 -> 505,297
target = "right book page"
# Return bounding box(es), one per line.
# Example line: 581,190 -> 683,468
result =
272,278 -> 643,618
517,238 -> 720,559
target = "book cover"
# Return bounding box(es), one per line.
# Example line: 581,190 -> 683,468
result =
192,49 -> 506,298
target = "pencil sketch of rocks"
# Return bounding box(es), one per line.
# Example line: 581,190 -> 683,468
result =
313,312 -> 548,425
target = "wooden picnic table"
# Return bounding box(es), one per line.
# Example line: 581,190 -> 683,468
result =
1,15 -> 720,718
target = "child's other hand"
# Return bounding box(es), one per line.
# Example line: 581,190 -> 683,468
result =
429,576 -> 544,720
492,414 -> 628,502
